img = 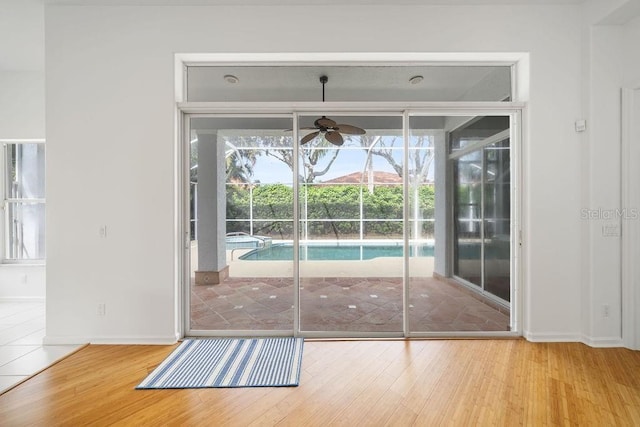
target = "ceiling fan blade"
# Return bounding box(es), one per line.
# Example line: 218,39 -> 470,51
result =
325,131 -> 344,146
300,131 -> 320,144
334,124 -> 366,135
315,116 -> 337,128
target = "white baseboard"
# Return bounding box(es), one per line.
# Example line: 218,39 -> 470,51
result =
0,296 -> 45,303
524,332 -> 583,342
44,334 -> 180,345
581,336 -> 625,348
90,335 -> 180,345
524,331 -> 625,348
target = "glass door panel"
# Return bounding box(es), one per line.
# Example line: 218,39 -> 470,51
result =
483,138 -> 511,301
453,150 -> 483,287
188,117 -> 294,332
408,115 -> 512,333
450,115 -> 511,296
298,114 -> 404,333
406,118 -> 439,332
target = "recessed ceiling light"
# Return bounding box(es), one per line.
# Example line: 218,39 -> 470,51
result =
409,75 -> 424,85
224,74 -> 239,84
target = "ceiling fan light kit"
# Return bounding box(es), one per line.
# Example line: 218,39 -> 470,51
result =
298,75 -> 366,146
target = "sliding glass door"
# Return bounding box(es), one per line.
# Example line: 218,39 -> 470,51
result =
297,114 -> 404,334
185,111 -> 517,337
450,116 -> 512,306
406,114 -> 512,333
406,116 -> 441,332
188,116 -> 295,333
483,138 -> 511,301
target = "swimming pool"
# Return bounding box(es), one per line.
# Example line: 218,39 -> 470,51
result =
239,243 -> 434,261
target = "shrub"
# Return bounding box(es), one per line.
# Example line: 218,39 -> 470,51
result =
225,183 -> 435,238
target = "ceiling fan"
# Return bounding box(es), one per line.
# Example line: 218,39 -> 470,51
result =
298,75 -> 366,146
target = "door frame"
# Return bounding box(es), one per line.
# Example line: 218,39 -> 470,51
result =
179,105 -> 523,339
174,52 -> 529,339
621,86 -> 640,350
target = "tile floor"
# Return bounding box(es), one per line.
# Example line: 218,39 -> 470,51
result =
0,301 -> 83,394
191,276 -> 510,333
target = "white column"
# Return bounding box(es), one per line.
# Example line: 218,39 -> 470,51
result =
195,132 -> 228,284
434,132 -> 447,277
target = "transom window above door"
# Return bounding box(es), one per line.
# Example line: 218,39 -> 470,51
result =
186,65 -> 512,103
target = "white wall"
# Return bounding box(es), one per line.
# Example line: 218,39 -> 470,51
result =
0,71 -> 45,139
0,70 -> 46,301
578,3 -> 640,346
623,15 -> 640,86
583,25 -> 625,345
0,265 -> 45,301
622,14 -> 640,349
45,4 -> 586,344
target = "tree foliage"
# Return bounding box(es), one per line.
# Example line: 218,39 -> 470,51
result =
357,135 -> 434,186
225,183 -> 435,238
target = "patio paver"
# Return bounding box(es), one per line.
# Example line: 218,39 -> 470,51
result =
191,276 -> 510,333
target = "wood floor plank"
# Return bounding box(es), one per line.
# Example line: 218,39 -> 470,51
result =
271,340 -> 391,425
0,340 -> 639,426
325,342 -> 408,426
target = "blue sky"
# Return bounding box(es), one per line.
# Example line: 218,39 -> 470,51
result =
220,133 -> 435,184
252,147 -> 402,184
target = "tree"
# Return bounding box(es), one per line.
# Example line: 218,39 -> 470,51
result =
260,135 -> 342,183
222,137 -> 260,185
358,135 -> 434,186
225,149 -> 257,185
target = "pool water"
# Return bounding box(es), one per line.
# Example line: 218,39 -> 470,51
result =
239,243 -> 434,261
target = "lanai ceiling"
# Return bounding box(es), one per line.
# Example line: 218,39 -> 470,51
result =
186,64 -> 511,132
187,65 -> 511,103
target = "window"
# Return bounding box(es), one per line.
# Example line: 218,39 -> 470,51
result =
2,142 -> 45,262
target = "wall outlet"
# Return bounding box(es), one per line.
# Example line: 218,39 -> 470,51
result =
602,304 -> 610,318
99,225 -> 108,238
97,303 -> 106,316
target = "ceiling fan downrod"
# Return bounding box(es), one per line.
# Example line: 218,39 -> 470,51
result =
320,75 -> 328,102
293,74 -> 366,146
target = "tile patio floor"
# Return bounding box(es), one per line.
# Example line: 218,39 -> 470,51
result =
191,276 -> 510,333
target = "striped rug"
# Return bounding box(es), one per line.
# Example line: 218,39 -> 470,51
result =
136,337 -> 304,389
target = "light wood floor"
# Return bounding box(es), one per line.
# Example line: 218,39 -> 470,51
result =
0,339 -> 639,426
